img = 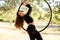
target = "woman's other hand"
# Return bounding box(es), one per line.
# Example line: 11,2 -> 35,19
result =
22,1 -> 29,6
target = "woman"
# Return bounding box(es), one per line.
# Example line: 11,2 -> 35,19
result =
15,1 -> 43,40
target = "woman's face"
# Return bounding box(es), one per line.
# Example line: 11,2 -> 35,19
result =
18,11 -> 25,17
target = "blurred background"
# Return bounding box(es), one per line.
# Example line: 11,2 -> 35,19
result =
0,0 -> 60,40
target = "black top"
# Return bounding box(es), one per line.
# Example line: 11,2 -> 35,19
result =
24,4 -> 33,24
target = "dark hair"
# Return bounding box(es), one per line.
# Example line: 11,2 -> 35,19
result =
15,10 -> 24,29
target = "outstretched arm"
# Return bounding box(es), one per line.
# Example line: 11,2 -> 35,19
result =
21,1 -> 32,15
26,4 -> 32,16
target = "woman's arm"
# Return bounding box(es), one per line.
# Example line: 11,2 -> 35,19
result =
21,1 -> 32,15
26,4 -> 32,16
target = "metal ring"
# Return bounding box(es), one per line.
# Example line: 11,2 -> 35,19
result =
39,0 -> 52,32
18,0 -> 52,32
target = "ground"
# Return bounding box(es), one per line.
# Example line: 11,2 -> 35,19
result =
0,22 -> 60,40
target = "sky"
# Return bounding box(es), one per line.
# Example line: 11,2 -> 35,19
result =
0,0 -> 60,7
0,1 -> 5,7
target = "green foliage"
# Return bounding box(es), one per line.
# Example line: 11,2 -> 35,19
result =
0,0 -> 60,26
52,5 -> 60,25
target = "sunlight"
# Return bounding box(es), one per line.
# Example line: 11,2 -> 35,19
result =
0,1 -> 5,7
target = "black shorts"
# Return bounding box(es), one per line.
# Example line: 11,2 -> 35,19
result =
27,24 -> 43,40
27,24 -> 36,33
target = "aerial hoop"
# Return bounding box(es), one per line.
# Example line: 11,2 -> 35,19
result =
18,0 -> 52,32
39,0 -> 52,32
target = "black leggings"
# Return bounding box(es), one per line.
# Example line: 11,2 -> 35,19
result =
27,24 -> 43,40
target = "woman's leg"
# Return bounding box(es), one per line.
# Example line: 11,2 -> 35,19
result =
27,25 -> 43,40
27,25 -> 35,40
34,30 -> 43,40
27,31 -> 35,40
